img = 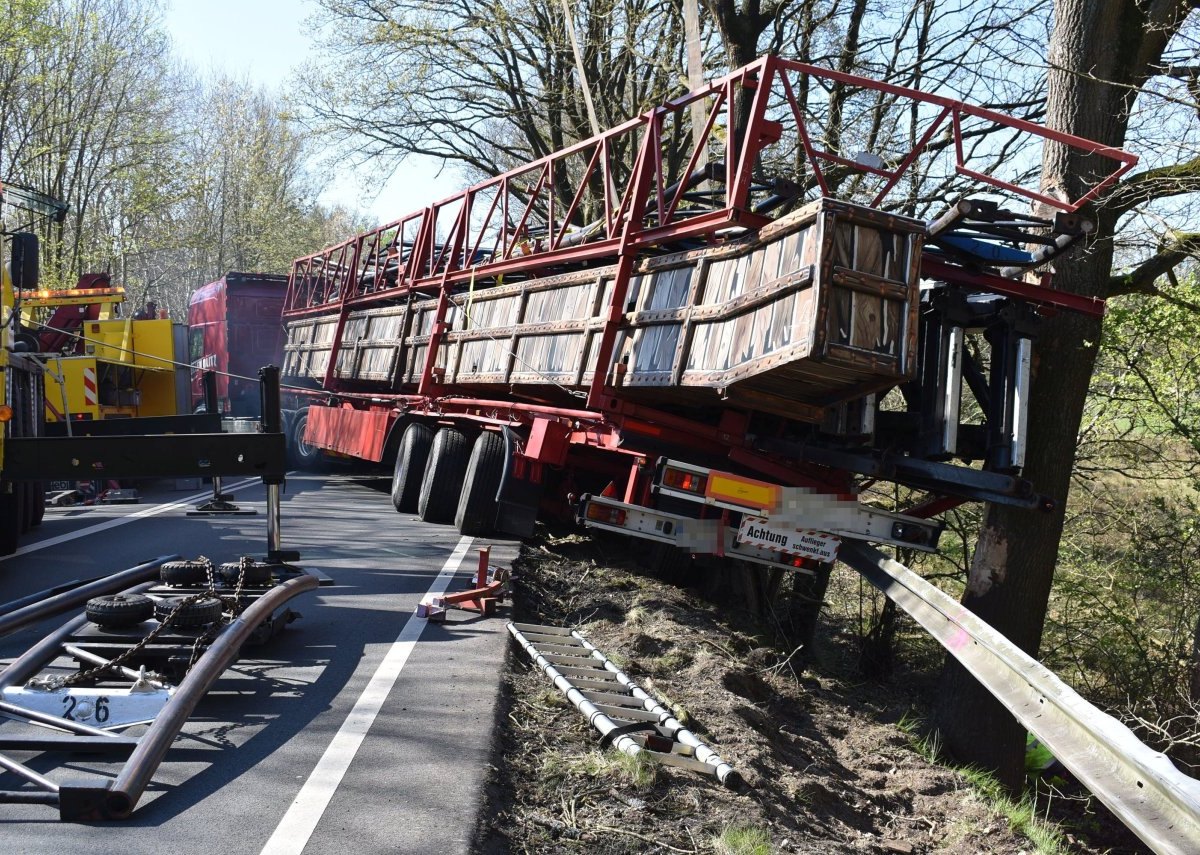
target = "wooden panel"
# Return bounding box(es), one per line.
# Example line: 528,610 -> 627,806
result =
284,196 -> 927,412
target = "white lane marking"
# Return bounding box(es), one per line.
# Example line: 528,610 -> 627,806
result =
260,535 -> 474,855
1,477 -> 262,561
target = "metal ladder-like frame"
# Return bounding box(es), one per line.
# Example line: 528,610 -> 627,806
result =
508,622 -> 738,785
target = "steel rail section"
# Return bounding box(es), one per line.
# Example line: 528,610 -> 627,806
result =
508,622 -> 738,785
0,571 -> 318,820
99,571 -> 319,820
839,541 -> 1200,855
0,555 -> 177,639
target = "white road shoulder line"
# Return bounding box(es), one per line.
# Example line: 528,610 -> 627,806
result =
1,477 -> 263,561
259,535 -> 474,855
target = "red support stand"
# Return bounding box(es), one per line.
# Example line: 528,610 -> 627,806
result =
416,546 -> 509,622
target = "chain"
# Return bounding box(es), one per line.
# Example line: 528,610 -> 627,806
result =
42,591 -> 213,690
41,558 -> 229,690
36,557 -> 271,689
189,557 -> 252,668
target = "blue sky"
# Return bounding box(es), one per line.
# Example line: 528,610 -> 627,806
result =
165,0 -> 311,91
164,0 -> 460,225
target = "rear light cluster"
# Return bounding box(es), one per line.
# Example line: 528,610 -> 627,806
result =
661,466 -> 707,494
585,503 -> 627,526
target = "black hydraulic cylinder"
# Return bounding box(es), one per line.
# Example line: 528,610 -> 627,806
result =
259,365 -> 282,435
203,371 -> 218,414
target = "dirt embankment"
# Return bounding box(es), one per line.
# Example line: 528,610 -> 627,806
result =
473,531 -> 1148,855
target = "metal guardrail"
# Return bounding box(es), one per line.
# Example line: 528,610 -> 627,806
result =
840,541 -> 1200,855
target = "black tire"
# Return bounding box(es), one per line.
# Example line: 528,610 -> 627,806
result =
392,423 -> 434,513
417,427 -> 471,524
219,560 -> 274,586
454,431 -> 506,536
0,490 -> 17,556
19,482 -> 34,534
287,410 -> 323,470
160,559 -> 213,587
155,596 -> 223,628
86,593 -> 154,627
30,483 -> 45,528
13,481 -> 28,536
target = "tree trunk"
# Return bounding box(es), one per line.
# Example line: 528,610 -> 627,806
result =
1190,613 -> 1200,704
935,0 -> 1190,791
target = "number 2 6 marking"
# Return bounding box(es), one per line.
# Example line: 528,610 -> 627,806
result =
61,695 -> 110,722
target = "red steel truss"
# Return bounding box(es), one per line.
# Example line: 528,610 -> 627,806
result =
283,55 -> 1135,320
282,55 -> 1136,498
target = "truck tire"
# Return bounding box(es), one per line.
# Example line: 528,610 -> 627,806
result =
19,482 -> 34,534
30,483 -> 45,528
86,593 -> 154,627
155,596 -> 223,628
287,410 -> 323,470
417,427 -> 471,524
14,482 -> 28,535
392,423 -> 433,513
0,490 -> 19,556
454,431 -> 505,536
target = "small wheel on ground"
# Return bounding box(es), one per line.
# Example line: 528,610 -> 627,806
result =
160,559 -> 213,587
454,431 -> 506,536
155,596 -> 223,628
86,593 -> 155,627
219,560 -> 274,586
287,410 -> 323,470
391,422 -> 434,513
417,427 -> 472,524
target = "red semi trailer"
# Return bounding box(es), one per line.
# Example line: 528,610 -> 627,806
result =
188,272 -> 288,417
277,56 -> 1133,583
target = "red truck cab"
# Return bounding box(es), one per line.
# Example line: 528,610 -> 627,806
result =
188,272 -> 287,416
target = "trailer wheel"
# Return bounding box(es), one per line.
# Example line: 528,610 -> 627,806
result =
287,410 -> 323,470
160,559 -> 213,587
86,594 -> 155,627
155,596 -> 223,628
417,427 -> 471,524
392,423 -> 434,513
454,431 -> 505,536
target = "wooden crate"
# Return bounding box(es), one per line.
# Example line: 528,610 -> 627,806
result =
282,198 -> 925,418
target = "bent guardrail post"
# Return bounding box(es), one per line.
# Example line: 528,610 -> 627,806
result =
840,540 -> 1200,855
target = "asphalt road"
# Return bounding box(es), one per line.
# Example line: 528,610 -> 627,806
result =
0,473 -> 519,854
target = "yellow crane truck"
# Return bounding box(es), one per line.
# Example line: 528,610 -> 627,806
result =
0,180 -> 288,558
23,279 -> 187,428
0,226 -> 46,553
